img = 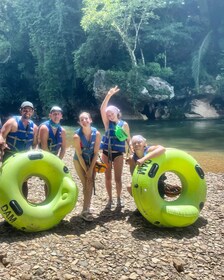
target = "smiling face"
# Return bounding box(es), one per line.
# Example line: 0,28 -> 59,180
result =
20,106 -> 34,120
79,112 -> 92,127
49,110 -> 63,124
131,135 -> 146,153
132,140 -> 145,152
105,105 -> 120,122
106,110 -> 118,122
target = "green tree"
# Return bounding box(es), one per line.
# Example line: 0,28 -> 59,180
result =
13,0 -> 84,116
192,0 -> 224,92
81,0 -> 166,68
0,0 -> 39,115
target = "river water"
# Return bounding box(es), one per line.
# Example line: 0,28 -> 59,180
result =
64,118 -> 224,173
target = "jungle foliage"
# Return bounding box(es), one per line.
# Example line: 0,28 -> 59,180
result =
0,0 -> 224,119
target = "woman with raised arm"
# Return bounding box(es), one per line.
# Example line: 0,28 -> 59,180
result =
100,86 -> 131,209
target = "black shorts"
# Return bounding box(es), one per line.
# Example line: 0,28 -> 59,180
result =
103,150 -> 123,162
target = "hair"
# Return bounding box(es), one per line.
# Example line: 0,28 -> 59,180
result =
78,111 -> 92,120
131,135 -> 146,145
105,105 -> 121,119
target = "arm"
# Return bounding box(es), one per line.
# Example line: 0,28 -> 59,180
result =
32,124 -> 38,149
86,131 -> 101,178
1,118 -> 15,140
123,121 -> 131,143
0,132 -> 6,158
100,86 -> 120,129
123,121 -> 132,156
1,118 -> 18,153
136,145 -> 166,166
73,133 -> 88,173
129,156 -> 136,175
38,125 -> 50,151
0,133 -> 4,145
1,118 -> 16,151
58,128 -> 66,159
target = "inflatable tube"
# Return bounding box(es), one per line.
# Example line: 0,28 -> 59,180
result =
0,150 -> 78,232
132,148 -> 207,227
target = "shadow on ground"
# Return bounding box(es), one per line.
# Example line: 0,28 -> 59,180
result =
0,207 -> 208,243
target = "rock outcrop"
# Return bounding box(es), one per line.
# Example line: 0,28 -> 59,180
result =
93,70 -> 224,120
185,99 -> 219,119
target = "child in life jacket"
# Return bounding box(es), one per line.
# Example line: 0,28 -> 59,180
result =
127,135 -> 166,197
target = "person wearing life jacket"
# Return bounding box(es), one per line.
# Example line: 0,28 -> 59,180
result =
127,135 -> 181,199
73,112 -> 101,221
100,86 -> 131,209
38,106 -> 66,159
1,101 -> 38,197
127,135 -> 166,197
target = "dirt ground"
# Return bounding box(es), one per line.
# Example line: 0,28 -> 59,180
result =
0,148 -> 223,280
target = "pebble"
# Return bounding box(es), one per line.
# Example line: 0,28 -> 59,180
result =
0,149 -> 223,280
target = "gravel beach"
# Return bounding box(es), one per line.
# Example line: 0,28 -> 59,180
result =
0,148 -> 223,280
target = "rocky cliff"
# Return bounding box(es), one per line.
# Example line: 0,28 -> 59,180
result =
93,70 -> 224,120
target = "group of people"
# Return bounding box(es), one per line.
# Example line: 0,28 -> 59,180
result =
0,86 -> 170,223
73,86 -> 167,222
0,102 -> 65,197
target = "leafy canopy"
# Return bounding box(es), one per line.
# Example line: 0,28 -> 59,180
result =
81,0 -> 166,67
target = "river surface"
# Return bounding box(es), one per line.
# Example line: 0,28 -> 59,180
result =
64,119 -> 224,173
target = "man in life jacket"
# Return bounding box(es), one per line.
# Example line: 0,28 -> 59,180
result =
1,101 -> 38,196
38,106 -> 66,159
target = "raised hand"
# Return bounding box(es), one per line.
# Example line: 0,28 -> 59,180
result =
107,86 -> 120,96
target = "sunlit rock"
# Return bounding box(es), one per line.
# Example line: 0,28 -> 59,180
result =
143,76 -> 175,100
185,99 -> 219,118
93,70 -> 223,120
93,70 -> 108,101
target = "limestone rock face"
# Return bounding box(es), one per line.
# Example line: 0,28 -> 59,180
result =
185,99 -> 219,119
143,76 -> 175,101
93,70 -> 109,101
93,70 -> 175,119
93,69 -> 223,120
93,71 -> 174,103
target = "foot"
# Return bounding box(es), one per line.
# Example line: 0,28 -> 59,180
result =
80,211 -> 94,222
117,197 -> 124,208
105,200 -> 114,209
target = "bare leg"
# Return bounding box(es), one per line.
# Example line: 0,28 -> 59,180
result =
102,153 -> 113,201
74,160 -> 93,212
113,155 -> 124,201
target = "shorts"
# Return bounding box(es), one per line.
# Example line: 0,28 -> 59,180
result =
103,150 -> 123,162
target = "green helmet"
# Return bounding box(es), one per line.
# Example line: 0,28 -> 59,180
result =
115,125 -> 128,141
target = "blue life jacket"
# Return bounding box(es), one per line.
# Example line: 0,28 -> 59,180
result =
39,120 -> 62,155
74,127 -> 97,165
100,120 -> 126,153
6,116 -> 35,152
133,146 -> 150,162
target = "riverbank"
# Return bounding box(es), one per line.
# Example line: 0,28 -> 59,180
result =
187,151 -> 224,173
64,118 -> 224,174
0,148 -> 223,279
